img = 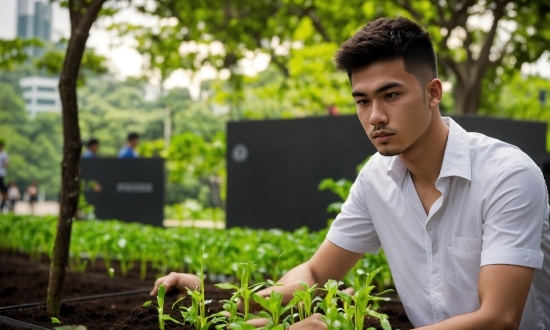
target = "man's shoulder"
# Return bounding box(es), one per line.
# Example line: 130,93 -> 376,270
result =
467,132 -> 537,174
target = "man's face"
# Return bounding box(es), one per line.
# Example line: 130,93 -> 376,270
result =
89,144 -> 99,153
129,138 -> 139,148
351,58 -> 434,157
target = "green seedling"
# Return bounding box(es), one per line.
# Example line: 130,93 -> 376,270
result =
338,268 -> 394,330
143,300 -> 152,308
156,284 -> 183,330
288,281 -> 320,321
317,279 -> 342,328
253,290 -> 296,329
51,317 -> 61,324
176,246 -> 224,330
108,267 -> 115,278
216,261 -> 265,320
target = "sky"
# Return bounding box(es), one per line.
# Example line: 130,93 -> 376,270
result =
0,0 -> 548,87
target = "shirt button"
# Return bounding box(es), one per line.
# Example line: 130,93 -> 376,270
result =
432,244 -> 438,253
426,224 -> 432,230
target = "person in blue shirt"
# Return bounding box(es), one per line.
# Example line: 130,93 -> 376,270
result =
82,138 -> 99,158
117,132 -> 139,159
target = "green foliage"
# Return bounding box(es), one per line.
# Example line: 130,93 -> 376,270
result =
0,38 -> 42,70
0,83 -> 62,198
34,48 -> 108,85
0,214 -> 389,290
479,71 -> 550,150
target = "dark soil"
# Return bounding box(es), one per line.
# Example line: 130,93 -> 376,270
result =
0,251 -> 413,330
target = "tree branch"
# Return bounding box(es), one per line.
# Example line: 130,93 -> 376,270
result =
400,0 -> 423,21
477,0 -> 507,70
463,29 -> 474,64
305,7 -> 332,43
440,0 -> 477,49
76,0 -> 108,38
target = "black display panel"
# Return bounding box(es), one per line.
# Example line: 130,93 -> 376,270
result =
81,158 -> 165,226
227,115 -> 547,231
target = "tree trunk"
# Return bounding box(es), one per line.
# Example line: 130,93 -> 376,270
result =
46,0 -> 106,317
453,75 -> 482,115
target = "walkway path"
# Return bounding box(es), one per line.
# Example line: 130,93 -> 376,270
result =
9,201 -> 224,228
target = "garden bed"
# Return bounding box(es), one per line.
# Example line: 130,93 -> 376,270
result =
0,251 -> 412,329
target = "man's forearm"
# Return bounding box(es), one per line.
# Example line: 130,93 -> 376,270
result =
416,309 -> 517,330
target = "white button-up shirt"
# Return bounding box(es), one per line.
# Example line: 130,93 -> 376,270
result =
327,117 -> 550,329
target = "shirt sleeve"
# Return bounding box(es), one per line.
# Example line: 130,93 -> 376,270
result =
481,163 -> 547,269
326,168 -> 381,254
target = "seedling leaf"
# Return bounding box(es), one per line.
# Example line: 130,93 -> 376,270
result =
51,317 -> 61,324
142,300 -> 152,308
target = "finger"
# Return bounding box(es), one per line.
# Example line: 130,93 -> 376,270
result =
245,318 -> 270,327
150,276 -> 167,296
342,287 -> 355,295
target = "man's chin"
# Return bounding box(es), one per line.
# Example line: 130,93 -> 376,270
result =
377,147 -> 402,157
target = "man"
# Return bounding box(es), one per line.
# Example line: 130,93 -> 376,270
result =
117,132 -> 139,158
0,141 -> 9,213
151,17 -> 550,329
82,138 -> 99,158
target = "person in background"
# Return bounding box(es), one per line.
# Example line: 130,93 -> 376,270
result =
7,181 -> 20,213
117,132 -> 139,159
0,140 -> 9,213
326,104 -> 340,116
26,181 -> 38,215
82,138 -> 100,158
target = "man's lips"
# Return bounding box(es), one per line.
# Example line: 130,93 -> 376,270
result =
372,131 -> 395,142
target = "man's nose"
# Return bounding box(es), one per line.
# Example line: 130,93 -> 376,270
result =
368,101 -> 388,126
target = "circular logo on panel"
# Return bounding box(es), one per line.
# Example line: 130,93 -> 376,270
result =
231,143 -> 249,163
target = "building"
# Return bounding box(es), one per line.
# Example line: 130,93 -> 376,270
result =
20,76 -> 61,117
16,0 -> 60,115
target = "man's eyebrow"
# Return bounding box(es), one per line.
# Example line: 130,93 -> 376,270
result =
351,82 -> 405,97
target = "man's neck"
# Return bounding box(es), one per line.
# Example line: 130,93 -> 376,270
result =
399,115 -> 449,187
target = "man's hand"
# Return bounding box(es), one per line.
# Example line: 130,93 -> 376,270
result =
247,314 -> 327,329
150,272 -> 200,296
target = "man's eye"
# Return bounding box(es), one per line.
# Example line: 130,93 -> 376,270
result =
356,100 -> 370,105
385,93 -> 397,99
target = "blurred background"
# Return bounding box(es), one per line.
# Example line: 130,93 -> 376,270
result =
0,0 -> 549,223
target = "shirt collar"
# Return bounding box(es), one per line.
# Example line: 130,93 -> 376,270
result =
386,117 -> 471,187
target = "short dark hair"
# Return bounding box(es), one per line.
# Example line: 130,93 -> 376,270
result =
334,17 -> 437,83
127,132 -> 139,141
87,138 -> 99,147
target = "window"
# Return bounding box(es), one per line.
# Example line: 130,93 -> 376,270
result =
37,86 -> 56,92
36,99 -> 56,105
25,99 -> 32,104
22,86 -> 33,92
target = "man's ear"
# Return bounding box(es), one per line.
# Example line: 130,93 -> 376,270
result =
427,78 -> 443,109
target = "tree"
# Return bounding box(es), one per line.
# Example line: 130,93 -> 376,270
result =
46,0 -> 108,317
129,0 -> 550,116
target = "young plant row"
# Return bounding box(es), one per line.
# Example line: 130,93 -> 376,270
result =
0,214 -> 392,289
148,253 -> 393,330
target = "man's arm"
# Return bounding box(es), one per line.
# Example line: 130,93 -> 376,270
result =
417,264 -> 534,330
255,239 -> 364,301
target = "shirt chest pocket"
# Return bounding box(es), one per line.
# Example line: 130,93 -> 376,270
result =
446,236 -> 482,292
